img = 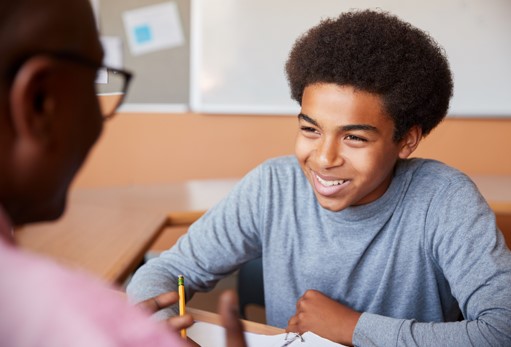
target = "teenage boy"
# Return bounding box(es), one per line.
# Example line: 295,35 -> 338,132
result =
127,10 -> 511,346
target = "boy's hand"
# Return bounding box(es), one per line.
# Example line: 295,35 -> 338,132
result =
286,290 -> 361,346
137,290 -> 247,347
137,291 -> 199,346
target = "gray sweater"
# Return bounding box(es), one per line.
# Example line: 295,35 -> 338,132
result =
127,156 -> 511,346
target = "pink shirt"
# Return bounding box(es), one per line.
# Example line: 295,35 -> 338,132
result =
0,206 -> 187,347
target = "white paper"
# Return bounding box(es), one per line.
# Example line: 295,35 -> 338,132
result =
100,36 -> 124,69
188,321 -> 347,347
122,1 -> 184,56
95,68 -> 108,84
95,36 -> 124,84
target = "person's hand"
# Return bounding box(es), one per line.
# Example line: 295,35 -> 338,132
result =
137,291 -> 199,346
218,290 -> 247,347
286,290 -> 361,346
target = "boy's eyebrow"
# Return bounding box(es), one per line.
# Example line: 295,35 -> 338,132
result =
342,124 -> 379,132
298,113 -> 379,133
298,113 -> 318,126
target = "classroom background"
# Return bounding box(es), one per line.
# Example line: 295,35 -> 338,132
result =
80,0 -> 511,188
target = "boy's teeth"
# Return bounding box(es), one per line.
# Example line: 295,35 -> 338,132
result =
316,174 -> 344,187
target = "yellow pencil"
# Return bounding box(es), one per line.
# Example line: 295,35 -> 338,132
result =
178,275 -> 187,339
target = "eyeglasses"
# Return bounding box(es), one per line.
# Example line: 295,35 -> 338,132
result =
13,51 -> 133,120
95,66 -> 133,120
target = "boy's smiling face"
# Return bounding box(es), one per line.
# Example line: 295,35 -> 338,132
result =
295,83 -> 418,212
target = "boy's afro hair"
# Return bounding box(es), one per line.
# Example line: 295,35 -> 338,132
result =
285,9 -> 453,140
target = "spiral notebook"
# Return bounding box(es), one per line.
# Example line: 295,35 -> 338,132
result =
188,321 -> 347,347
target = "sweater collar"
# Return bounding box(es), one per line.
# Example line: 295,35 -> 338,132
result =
321,160 -> 410,223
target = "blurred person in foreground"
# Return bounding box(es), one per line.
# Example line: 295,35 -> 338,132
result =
0,0 -> 246,346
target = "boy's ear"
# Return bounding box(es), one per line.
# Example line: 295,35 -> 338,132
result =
9,56 -> 58,150
398,125 -> 422,159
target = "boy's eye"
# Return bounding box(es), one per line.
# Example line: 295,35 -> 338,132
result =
345,134 -> 367,142
300,126 -> 319,134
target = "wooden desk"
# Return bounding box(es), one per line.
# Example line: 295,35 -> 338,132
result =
470,175 -> 511,215
14,180 -> 238,284
13,174 -> 511,285
470,175 -> 511,248
189,308 -> 283,335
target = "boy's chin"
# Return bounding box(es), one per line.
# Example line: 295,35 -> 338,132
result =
315,195 -> 350,212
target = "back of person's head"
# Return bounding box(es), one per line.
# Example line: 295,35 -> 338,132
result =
285,9 -> 453,141
0,0 -> 104,226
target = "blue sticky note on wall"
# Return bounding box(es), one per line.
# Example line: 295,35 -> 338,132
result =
134,24 -> 152,44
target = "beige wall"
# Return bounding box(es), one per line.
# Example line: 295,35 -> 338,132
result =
74,113 -> 511,188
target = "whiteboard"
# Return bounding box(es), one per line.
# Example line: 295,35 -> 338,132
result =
190,0 -> 511,117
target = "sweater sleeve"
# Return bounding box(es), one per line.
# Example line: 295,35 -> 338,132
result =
126,165 -> 266,319
353,175 -> 511,346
